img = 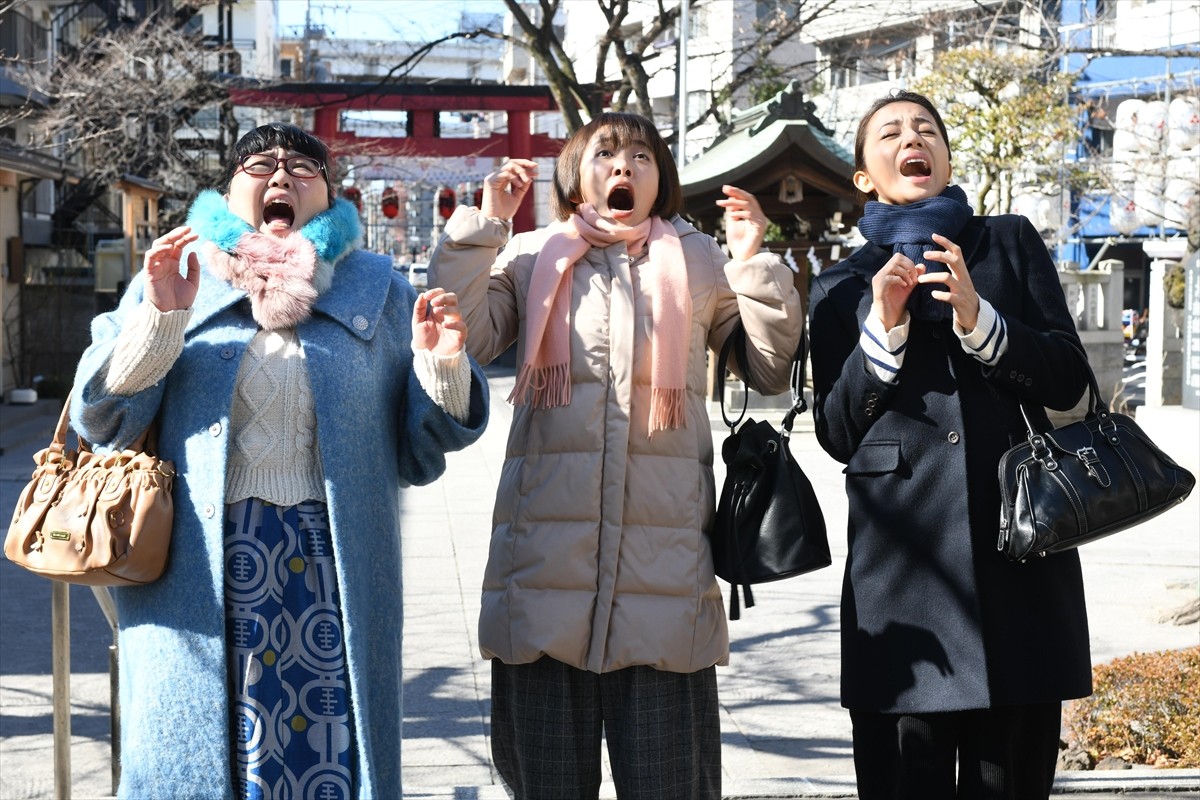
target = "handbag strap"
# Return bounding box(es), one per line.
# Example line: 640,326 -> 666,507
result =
1015,336 -> 1113,440
716,324 -> 809,433
48,397 -> 72,458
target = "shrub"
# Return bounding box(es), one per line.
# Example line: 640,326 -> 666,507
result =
1064,646 -> 1200,767
1163,263 -> 1185,309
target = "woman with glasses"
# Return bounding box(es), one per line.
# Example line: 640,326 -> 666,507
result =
69,122 -> 489,798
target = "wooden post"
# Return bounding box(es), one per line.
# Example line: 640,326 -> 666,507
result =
507,110 -> 534,234
123,191 -> 136,287
51,581 -> 71,799
313,107 -> 339,143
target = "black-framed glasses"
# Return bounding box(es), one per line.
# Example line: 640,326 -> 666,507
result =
237,153 -> 326,179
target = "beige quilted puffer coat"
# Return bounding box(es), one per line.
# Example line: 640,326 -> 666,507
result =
431,205 -> 803,673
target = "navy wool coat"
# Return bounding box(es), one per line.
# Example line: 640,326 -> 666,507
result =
70,248 -> 488,797
809,214 -> 1093,714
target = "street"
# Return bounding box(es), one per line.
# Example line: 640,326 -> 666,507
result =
1120,343 -> 1148,410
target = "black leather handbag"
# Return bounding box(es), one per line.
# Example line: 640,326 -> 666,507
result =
711,326 -> 831,619
997,341 -> 1195,561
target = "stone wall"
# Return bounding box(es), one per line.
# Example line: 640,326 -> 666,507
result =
1054,259 -> 1125,424
1145,258 -> 1187,408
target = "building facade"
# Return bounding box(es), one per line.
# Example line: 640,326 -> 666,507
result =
0,0 -> 279,398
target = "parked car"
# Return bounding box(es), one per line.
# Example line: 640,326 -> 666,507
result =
408,262 -> 428,289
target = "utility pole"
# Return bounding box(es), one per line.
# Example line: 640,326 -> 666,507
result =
217,0 -> 230,155
676,0 -> 689,165
304,0 -> 313,81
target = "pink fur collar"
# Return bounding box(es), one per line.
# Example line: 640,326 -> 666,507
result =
204,233 -> 335,330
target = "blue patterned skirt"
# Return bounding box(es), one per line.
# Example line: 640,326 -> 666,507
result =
224,498 -> 355,799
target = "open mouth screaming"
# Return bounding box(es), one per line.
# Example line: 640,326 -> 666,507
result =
899,158 -> 931,178
263,199 -> 296,229
608,186 -> 635,212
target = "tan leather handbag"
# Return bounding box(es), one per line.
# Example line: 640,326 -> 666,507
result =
5,398 -> 174,585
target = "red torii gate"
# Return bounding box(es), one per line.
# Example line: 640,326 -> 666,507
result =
228,82 -> 565,233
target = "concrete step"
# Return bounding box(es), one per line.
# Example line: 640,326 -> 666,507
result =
0,398 -> 63,456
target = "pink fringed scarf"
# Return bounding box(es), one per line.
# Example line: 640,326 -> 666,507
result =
203,234 -> 326,331
511,204 -> 690,436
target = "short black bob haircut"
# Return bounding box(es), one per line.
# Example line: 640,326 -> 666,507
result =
220,122 -> 334,203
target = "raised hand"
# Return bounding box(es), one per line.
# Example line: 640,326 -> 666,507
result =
716,185 -> 768,263
918,233 -> 980,332
144,226 -> 201,312
871,252 -> 923,332
412,288 -> 466,357
481,159 -> 538,222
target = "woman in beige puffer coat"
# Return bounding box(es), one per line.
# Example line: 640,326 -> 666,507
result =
430,112 -> 803,799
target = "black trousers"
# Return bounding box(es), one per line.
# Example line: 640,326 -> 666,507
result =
490,657 -> 721,800
850,703 -> 1063,800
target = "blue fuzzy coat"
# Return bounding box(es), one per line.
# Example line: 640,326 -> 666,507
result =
70,203 -> 489,797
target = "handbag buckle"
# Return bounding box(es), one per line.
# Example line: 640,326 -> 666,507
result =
1075,446 -> 1111,486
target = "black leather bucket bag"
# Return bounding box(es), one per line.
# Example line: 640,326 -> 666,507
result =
711,327 -> 831,619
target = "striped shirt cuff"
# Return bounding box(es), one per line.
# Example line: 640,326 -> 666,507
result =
956,298 -> 1008,366
860,311 -> 910,384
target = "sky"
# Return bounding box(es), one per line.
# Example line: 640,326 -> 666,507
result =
275,0 -> 509,42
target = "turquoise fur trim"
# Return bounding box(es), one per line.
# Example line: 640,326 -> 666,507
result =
185,190 -> 362,263
302,198 -> 362,264
187,190 -> 252,252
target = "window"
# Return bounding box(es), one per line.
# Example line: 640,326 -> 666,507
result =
1085,102 -> 1115,155
190,106 -> 221,130
280,58 -> 293,79
1092,0 -> 1117,49
182,12 -> 203,36
827,36 -> 915,89
688,4 -> 709,40
687,90 -> 709,126
756,0 -> 782,23
0,8 -> 49,63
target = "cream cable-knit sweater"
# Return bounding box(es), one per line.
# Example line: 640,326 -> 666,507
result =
105,301 -> 472,507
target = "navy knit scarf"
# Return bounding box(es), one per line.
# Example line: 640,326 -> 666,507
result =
856,184 -> 973,322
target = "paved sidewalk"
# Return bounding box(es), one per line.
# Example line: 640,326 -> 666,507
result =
398,369 -> 1200,798
1,372 -> 1198,798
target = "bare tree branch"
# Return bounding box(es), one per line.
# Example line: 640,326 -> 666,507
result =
15,17 -> 234,224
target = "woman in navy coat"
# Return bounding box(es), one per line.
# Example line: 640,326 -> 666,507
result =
809,91 -> 1093,799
